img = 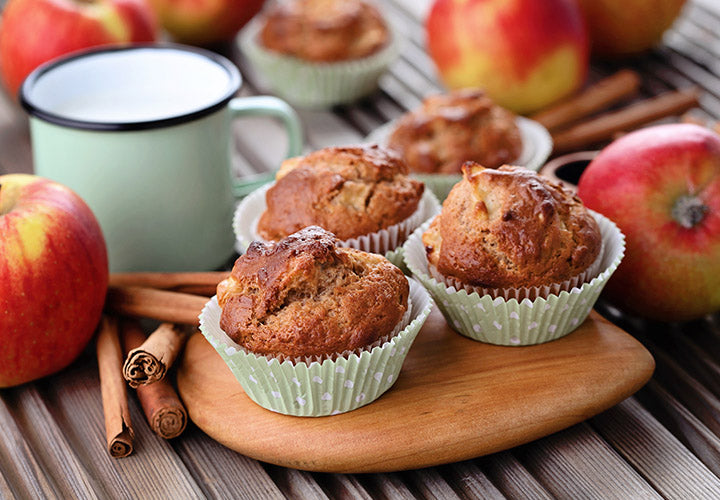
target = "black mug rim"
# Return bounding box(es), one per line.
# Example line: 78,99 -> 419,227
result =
19,43 -> 242,132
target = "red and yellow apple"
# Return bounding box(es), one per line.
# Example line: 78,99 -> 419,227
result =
0,175 -> 108,387
0,0 -> 157,99
576,0 -> 687,58
577,124 -> 720,321
146,0 -> 265,45
426,0 -> 589,114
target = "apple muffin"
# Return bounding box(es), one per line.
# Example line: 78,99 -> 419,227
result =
259,0 -> 389,62
216,226 -> 409,359
387,89 -> 522,174
257,144 -> 425,242
423,162 -> 602,290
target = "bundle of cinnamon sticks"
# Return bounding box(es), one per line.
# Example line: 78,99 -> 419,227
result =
97,272 -> 223,458
529,69 -> 700,154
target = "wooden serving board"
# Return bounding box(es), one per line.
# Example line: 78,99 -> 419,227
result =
177,309 -> 654,473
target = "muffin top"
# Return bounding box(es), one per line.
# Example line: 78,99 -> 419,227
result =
388,89 -> 522,174
422,163 -> 601,288
259,0 -> 389,62
257,145 -> 424,241
217,226 -> 409,359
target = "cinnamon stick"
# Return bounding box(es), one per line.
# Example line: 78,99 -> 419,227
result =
109,272 -> 228,297
105,286 -> 208,325
96,315 -> 134,458
552,87 -> 700,154
123,322 -> 189,387
121,320 -> 188,439
531,69 -> 641,132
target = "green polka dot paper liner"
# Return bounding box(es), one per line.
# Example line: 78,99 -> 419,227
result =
239,19 -> 400,109
365,117 -> 553,201
233,183 -> 440,268
402,211 -> 625,346
199,278 -> 433,416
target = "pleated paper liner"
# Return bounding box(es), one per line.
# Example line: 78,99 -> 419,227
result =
403,211 -> 625,346
364,117 -> 553,201
233,182 -> 440,268
199,278 -> 433,416
239,18 -> 400,109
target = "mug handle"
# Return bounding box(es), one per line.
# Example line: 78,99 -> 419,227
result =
228,96 -> 303,198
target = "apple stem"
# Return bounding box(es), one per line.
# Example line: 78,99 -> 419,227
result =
672,195 -> 708,229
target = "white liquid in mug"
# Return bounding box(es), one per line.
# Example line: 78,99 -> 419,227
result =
27,49 -> 234,123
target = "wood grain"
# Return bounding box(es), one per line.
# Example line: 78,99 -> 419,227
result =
177,310 -> 654,473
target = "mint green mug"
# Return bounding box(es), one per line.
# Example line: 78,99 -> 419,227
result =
20,44 -> 302,272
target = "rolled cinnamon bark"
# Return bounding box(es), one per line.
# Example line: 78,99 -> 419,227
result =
96,315 -> 134,458
121,319 -> 188,440
105,286 -> 207,326
123,322 -> 189,387
109,271 -> 228,297
531,70 -> 641,132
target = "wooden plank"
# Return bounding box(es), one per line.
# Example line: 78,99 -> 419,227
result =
11,386 -> 102,498
403,468 -> 463,499
173,427 -> 285,499
0,393 -> 60,499
314,475 -> 373,500
360,473 -> 417,499
477,452 -> 554,500
43,359 -> 206,498
440,461 -> 506,499
515,423 -> 663,499
592,397 -> 720,498
262,465 -> 330,499
637,381 -> 720,478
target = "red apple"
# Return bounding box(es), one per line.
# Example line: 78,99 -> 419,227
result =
146,0 -> 265,45
576,0 -> 687,58
577,124 -> 720,321
0,0 -> 157,99
426,0 -> 589,114
0,175 -> 108,387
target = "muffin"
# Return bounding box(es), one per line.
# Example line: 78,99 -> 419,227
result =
423,162 -> 602,292
403,162 -> 625,346
217,226 -> 409,360
200,226 -> 434,416
388,89 -> 522,174
260,0 -> 389,62
257,145 -> 424,243
240,0 -> 398,108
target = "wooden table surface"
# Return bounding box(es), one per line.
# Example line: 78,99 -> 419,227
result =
2,1 -> 720,498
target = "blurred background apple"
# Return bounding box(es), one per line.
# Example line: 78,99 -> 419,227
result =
576,0 -> 688,58
146,0 -> 266,46
0,0 -> 158,99
426,0 -> 589,114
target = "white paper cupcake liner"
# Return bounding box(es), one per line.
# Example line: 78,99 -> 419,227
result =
199,278 -> 433,416
403,210 -> 625,346
239,18 -> 400,109
365,117 -> 553,201
233,182 -> 441,267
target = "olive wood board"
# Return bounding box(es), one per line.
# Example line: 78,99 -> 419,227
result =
177,309 -> 655,473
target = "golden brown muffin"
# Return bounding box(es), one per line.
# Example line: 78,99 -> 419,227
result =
423,163 -> 601,289
259,0 -> 389,62
217,226 -> 409,359
257,145 -> 424,242
388,89 -> 522,174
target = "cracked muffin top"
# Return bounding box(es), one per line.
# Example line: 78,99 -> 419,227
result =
217,226 -> 409,359
259,0 -> 389,62
388,88 -> 522,174
422,163 -> 601,288
257,145 -> 424,241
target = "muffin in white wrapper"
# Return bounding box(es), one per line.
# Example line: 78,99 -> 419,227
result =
365,116 -> 553,201
239,18 -> 399,109
403,211 -> 625,346
199,278 -> 433,416
233,182 -> 441,268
